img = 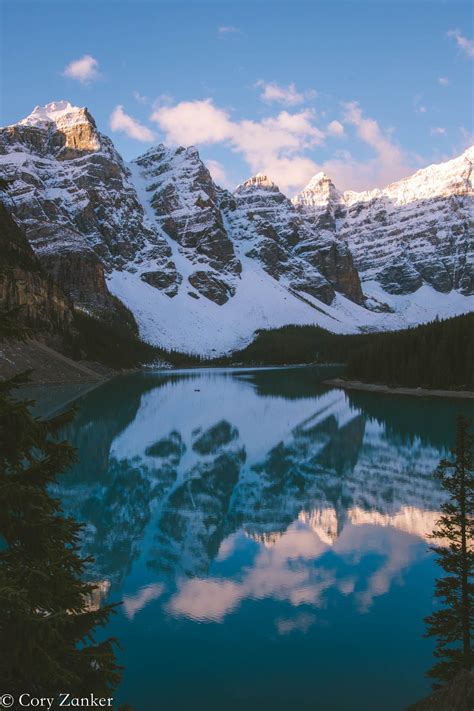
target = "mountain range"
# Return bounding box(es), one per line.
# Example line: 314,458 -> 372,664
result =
0,100 -> 472,355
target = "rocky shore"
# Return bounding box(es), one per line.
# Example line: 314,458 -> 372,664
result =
324,378 -> 474,399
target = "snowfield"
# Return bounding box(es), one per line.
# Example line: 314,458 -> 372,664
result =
107,267 -> 474,355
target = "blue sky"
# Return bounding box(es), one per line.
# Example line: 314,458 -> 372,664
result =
1,0 -> 473,193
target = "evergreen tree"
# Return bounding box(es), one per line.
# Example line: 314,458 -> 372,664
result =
425,415 -> 474,686
0,373 -> 122,698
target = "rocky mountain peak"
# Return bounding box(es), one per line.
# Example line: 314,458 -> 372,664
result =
235,173 -> 280,193
1,101 -> 472,354
18,100 -> 95,130
4,100 -> 101,159
131,139 -> 241,302
307,171 -> 331,184
342,145 -> 474,207
184,145 -> 200,158
293,171 -> 342,208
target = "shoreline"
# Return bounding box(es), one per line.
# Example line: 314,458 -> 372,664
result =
323,378 -> 474,400
149,362 -> 341,374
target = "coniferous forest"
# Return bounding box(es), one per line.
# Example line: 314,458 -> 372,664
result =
345,314 -> 474,390
217,313 -> 474,391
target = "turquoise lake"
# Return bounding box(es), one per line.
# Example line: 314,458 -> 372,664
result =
31,368 -> 474,711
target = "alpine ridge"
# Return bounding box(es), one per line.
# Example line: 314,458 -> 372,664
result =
0,101 -> 473,354
293,148 -> 474,298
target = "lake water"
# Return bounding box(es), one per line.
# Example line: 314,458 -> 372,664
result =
34,368 -> 474,711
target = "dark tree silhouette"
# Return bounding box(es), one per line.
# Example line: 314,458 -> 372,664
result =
0,373 -> 122,698
347,313 -> 474,390
207,314 -> 474,390
425,415 -> 474,686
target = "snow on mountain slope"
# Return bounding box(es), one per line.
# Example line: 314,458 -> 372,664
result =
107,264 -> 474,354
18,100 -> 91,129
107,259 -> 350,354
117,152 -> 474,354
222,173 -> 364,305
0,101 -> 176,322
294,148 -> 474,296
130,145 -> 240,304
293,171 -> 342,208
346,147 -> 474,206
0,101 -> 472,354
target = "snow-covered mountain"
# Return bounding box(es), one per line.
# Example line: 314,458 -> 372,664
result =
0,101 -> 173,327
0,101 -> 472,354
223,173 -> 363,305
130,144 -> 241,304
293,151 -> 473,297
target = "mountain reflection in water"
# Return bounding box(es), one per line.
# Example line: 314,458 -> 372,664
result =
49,368 -> 474,711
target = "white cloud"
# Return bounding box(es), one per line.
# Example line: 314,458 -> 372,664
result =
438,76 -> 449,86
430,126 -> 447,136
166,519 -> 420,623
276,612 -> 316,635
110,105 -> 155,142
151,99 -> 232,144
122,583 -> 164,620
316,101 -> 415,191
133,90 -> 148,105
206,158 -> 229,186
63,55 -> 100,84
327,120 -> 345,137
150,96 -> 415,193
416,105 -> 427,114
448,29 -> 474,58
460,126 -> 474,149
150,98 -> 324,192
218,25 -> 240,37
343,101 -> 405,166
256,81 -> 316,107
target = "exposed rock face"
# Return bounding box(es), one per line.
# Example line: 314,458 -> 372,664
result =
188,270 -> 236,305
0,101 -> 472,354
378,255 -> 423,295
0,101 -> 176,322
223,173 -> 363,305
131,144 -> 241,304
294,148 -> 474,296
140,268 -> 182,297
39,246 -> 138,331
17,102 -> 101,157
0,201 -> 73,333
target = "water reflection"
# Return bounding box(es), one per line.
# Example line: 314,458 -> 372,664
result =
165,521 -> 426,623
53,369 -> 471,598
49,368 -> 474,710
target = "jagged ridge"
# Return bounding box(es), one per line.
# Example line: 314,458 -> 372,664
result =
0,101 -> 472,354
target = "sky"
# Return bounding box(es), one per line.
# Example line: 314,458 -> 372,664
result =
1,0 -> 473,194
